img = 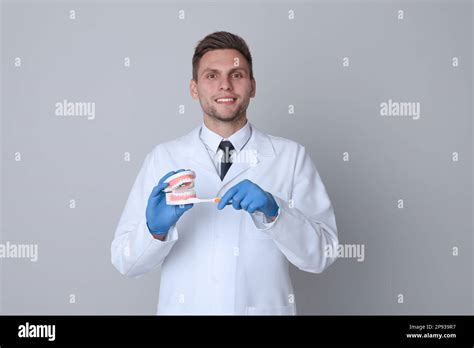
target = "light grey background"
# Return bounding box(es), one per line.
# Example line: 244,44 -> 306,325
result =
1,0 -> 472,314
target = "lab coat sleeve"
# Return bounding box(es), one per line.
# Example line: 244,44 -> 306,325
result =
111,149 -> 179,278
258,145 -> 339,274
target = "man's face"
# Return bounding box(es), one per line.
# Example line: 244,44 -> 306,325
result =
190,49 -> 256,123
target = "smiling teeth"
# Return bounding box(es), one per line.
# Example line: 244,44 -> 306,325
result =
217,98 -> 235,103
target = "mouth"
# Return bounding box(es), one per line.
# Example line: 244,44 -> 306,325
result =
214,97 -> 237,105
163,170 -> 197,204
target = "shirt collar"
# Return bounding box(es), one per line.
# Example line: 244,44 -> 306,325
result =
199,120 -> 252,153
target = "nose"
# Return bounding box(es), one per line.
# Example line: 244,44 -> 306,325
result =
218,76 -> 232,91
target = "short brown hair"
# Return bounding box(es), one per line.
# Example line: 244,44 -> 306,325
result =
192,31 -> 254,81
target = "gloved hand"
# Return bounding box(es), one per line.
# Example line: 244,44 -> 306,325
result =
146,169 -> 193,236
217,179 -> 279,218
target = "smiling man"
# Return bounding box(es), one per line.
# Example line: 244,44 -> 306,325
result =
111,31 -> 339,315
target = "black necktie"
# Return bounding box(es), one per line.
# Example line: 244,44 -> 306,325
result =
218,140 -> 235,180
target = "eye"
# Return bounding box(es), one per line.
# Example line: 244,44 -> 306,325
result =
232,72 -> 242,79
207,73 -> 216,79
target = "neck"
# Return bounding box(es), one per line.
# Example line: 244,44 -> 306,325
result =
203,115 -> 248,138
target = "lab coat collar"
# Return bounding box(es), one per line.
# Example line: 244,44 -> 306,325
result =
200,119 -> 251,153
181,121 -> 275,187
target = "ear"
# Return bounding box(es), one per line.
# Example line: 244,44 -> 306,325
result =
250,78 -> 256,98
190,79 -> 199,99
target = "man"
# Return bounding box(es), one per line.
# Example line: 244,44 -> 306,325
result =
111,31 -> 339,315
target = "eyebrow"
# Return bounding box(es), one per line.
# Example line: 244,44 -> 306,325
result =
201,67 -> 247,76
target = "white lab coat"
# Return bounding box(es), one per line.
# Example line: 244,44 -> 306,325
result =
111,123 -> 339,315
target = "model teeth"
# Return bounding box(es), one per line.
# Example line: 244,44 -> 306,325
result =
171,190 -> 196,197
163,170 -> 197,204
172,178 -> 194,189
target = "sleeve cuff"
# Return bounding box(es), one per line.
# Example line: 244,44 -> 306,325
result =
147,223 -> 179,243
250,206 -> 280,231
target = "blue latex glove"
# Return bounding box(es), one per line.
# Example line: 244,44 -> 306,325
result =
146,169 -> 193,236
217,179 -> 279,218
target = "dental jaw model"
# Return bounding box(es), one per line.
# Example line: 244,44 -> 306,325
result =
163,170 -> 221,205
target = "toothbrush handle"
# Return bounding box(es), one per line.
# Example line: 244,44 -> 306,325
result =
188,198 -> 233,204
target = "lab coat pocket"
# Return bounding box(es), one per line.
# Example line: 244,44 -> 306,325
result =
245,212 -> 272,239
245,304 -> 296,315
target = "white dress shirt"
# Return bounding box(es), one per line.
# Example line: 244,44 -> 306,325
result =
199,120 -> 252,177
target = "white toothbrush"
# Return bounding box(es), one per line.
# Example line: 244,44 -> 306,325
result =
167,197 -> 219,205
167,197 -> 232,205
187,197 -> 221,203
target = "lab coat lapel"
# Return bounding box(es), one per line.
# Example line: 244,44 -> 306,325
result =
182,126 -> 219,176
220,125 -> 275,187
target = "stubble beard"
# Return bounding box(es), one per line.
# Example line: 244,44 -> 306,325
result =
202,98 -> 250,123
